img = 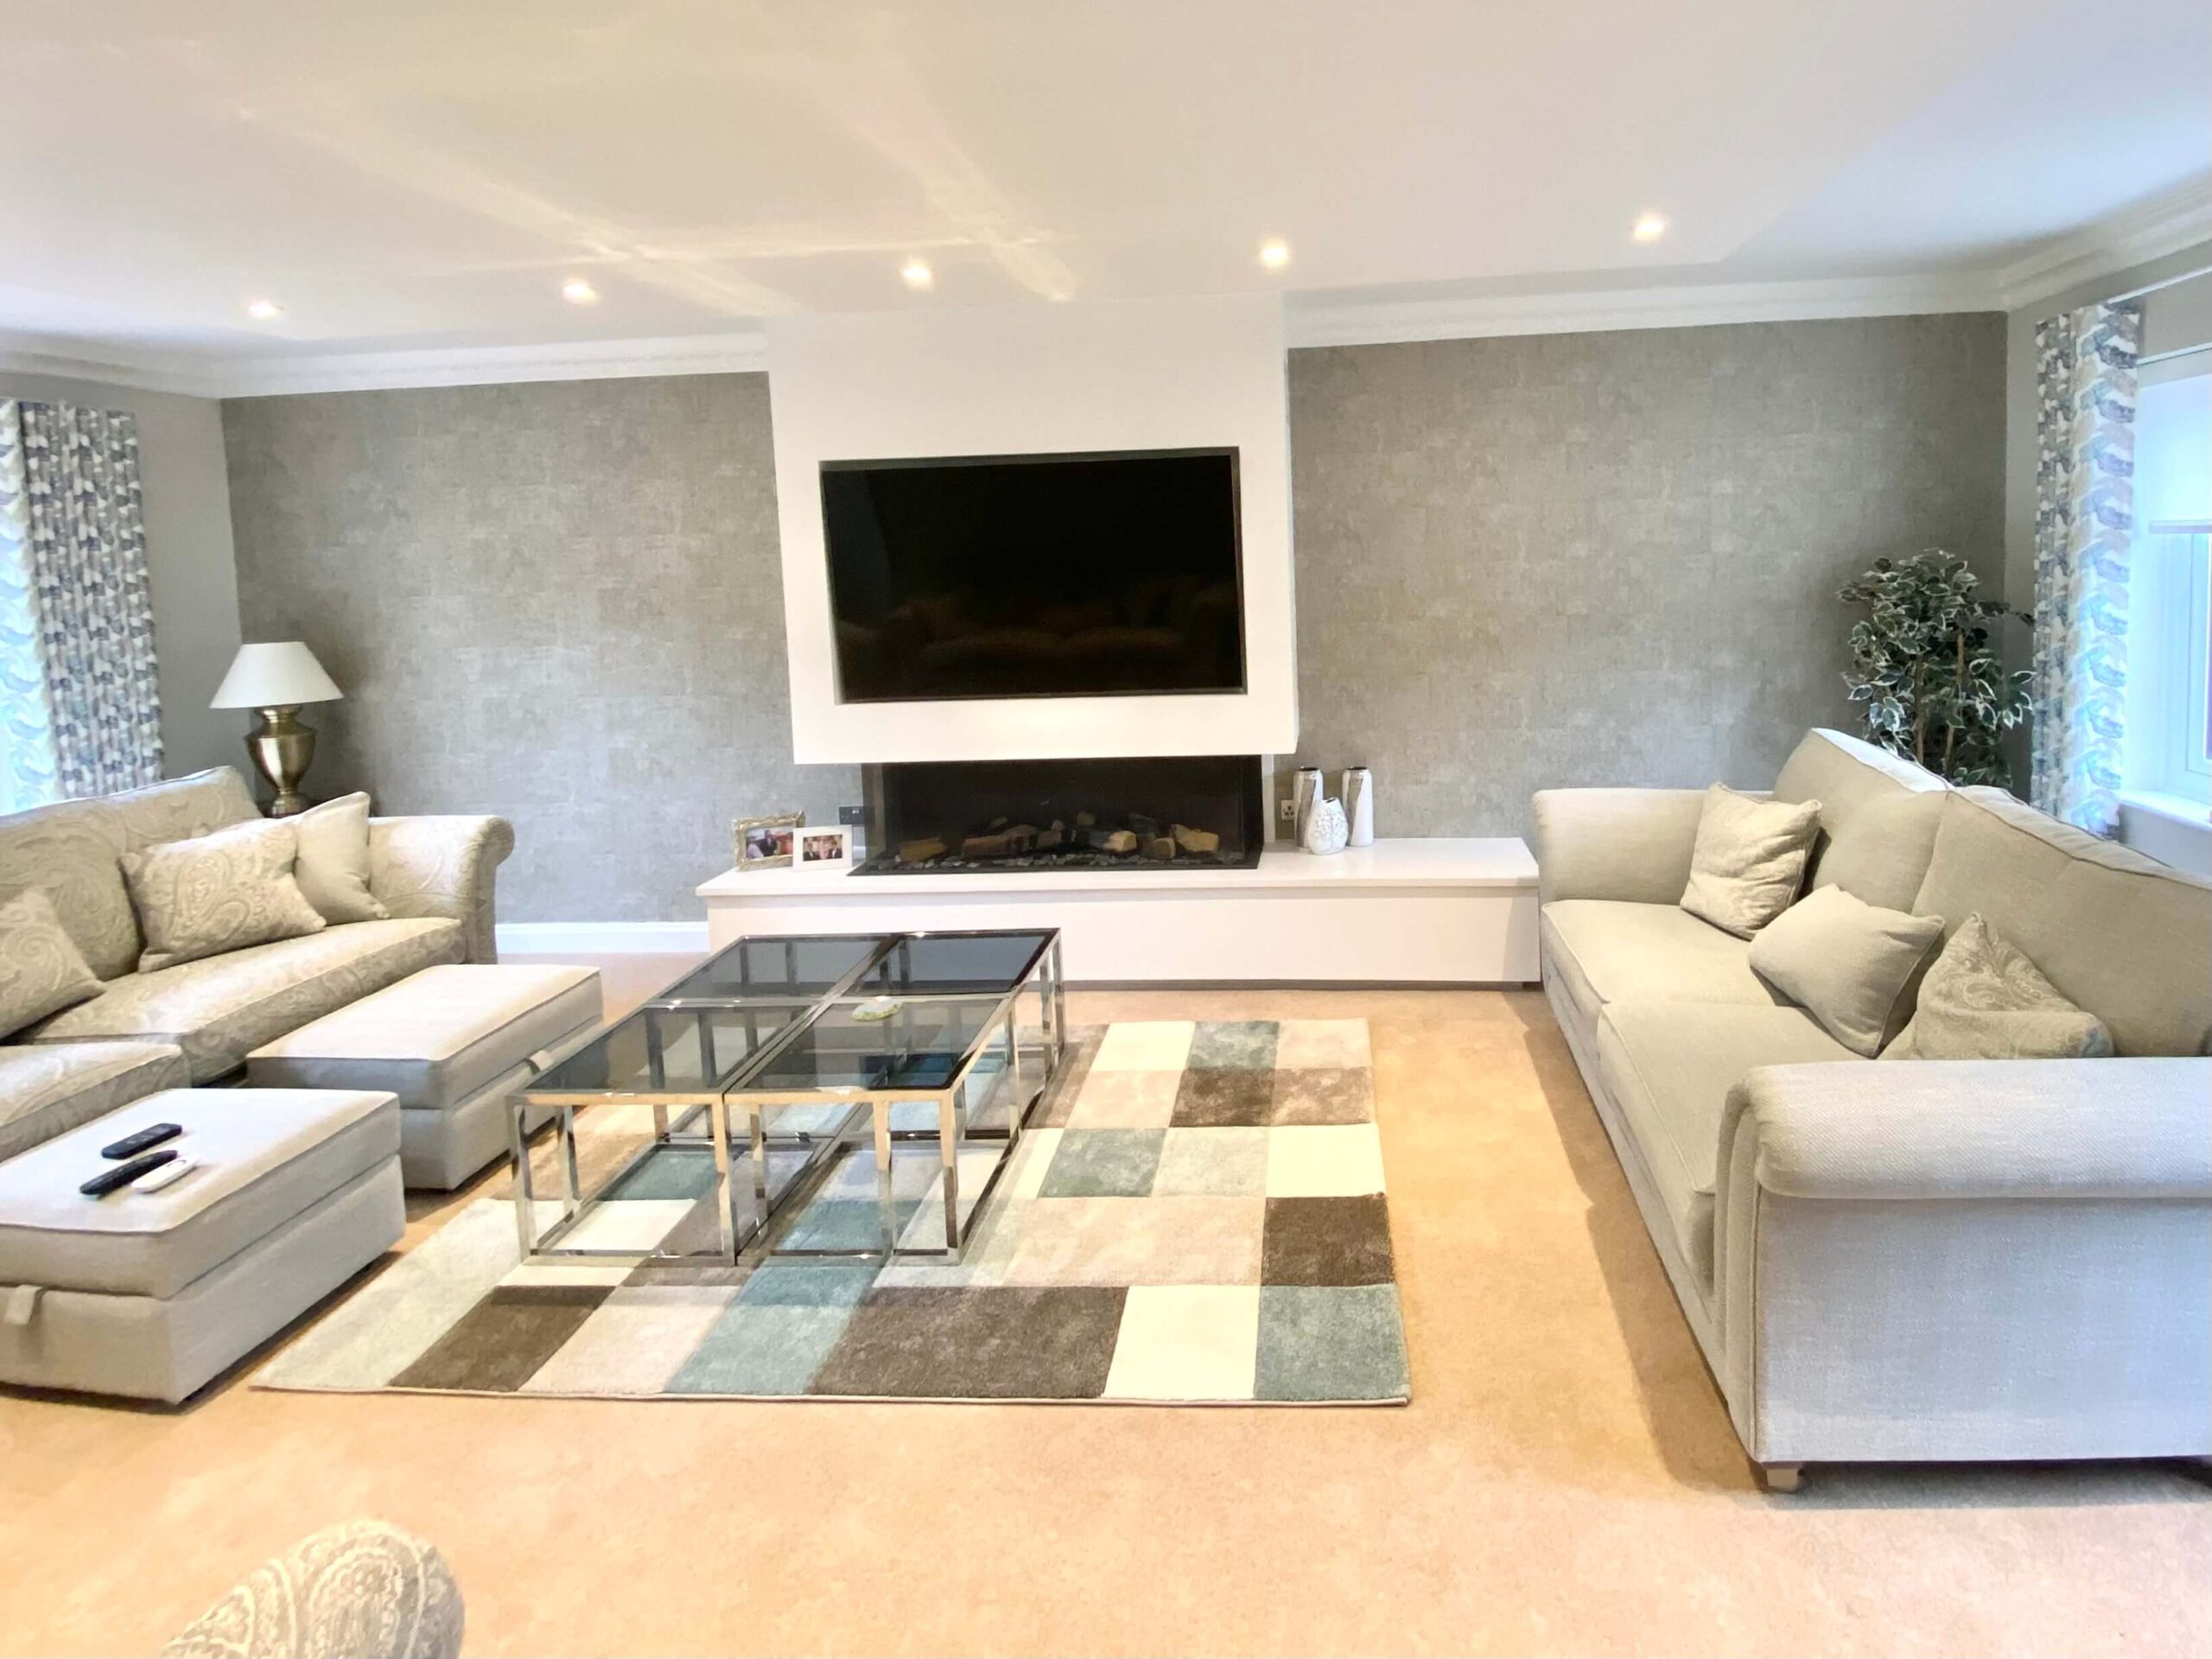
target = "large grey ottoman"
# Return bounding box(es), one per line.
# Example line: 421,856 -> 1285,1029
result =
245,964 -> 601,1190
0,1088 -> 403,1402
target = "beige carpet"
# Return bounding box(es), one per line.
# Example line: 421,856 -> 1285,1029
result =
1,963 -> 2204,1656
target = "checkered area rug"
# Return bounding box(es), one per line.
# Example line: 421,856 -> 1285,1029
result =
256,1020 -> 1408,1405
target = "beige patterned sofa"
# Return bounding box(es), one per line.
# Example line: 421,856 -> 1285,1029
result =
0,767 -> 512,1153
167,1519 -> 462,1659
1535,728 -> 2212,1486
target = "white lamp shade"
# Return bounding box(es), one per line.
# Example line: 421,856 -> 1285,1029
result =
211,642 -> 343,709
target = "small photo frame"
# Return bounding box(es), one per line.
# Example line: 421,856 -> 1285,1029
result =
734,812 -> 803,870
798,827 -> 851,868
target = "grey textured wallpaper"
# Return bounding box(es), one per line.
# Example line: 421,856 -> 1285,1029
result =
221,316 -> 2005,923
222,374 -> 858,922
1283,315 -> 2007,838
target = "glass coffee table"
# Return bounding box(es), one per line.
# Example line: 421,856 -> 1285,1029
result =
511,930 -> 1065,1269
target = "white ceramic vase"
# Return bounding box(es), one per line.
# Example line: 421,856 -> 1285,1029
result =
1292,767 -> 1324,844
1301,794 -> 1349,855
1343,767 -> 1374,847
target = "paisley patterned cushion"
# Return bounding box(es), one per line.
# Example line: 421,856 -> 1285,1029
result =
0,889 -> 103,1039
164,1520 -> 464,1659
124,818 -> 328,973
30,918 -> 465,1081
1883,913 -> 2114,1061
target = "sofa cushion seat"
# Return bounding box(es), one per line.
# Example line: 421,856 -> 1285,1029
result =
0,1040 -> 191,1163
1595,1001 -> 1853,1288
0,1086 -> 397,1299
1541,899 -> 1783,1027
28,918 -> 466,1082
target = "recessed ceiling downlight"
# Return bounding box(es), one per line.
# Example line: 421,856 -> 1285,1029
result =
901,258 -> 934,290
245,299 -> 283,321
1258,239 -> 1292,270
561,277 -> 599,304
1631,213 -> 1669,243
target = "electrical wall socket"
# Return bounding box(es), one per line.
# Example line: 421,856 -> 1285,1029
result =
1279,798 -> 1296,821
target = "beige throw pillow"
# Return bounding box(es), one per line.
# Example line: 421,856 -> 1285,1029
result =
290,792 -> 390,924
0,889 -> 105,1037
122,818 -> 328,973
1748,886 -> 1946,1057
1881,914 -> 2114,1061
1679,785 -> 1823,938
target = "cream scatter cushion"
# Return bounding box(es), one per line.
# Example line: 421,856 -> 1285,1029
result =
122,818 -> 328,973
290,793 -> 390,925
1748,886 -> 1946,1057
1882,913 -> 2114,1061
1679,785 -> 1822,938
0,889 -> 105,1038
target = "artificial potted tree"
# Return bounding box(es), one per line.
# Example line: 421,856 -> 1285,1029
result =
1838,549 -> 2031,787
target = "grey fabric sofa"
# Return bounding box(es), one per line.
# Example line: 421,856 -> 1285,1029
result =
0,767 -> 512,1147
1535,728 -> 2212,1486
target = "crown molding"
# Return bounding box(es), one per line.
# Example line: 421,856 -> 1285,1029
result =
0,340 -> 219,397
210,328 -> 769,397
3,328 -> 770,400
1993,178 -> 2212,312
1283,271 -> 1997,349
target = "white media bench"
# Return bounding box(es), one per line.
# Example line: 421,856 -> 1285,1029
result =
699,837 -> 1538,985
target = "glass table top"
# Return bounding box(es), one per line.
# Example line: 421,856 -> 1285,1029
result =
740,995 -> 1011,1095
528,930 -> 1055,1101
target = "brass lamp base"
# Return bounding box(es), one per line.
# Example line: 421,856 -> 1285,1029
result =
245,705 -> 317,817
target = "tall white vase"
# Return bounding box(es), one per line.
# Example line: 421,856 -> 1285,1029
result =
1292,767 -> 1323,845
1343,767 -> 1375,847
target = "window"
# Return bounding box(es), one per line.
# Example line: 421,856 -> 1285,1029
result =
2128,356 -> 2212,806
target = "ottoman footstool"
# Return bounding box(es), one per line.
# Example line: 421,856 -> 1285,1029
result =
245,964 -> 602,1190
0,1088 -> 403,1402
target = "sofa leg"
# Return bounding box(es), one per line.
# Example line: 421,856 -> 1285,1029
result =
1758,1462 -> 1804,1493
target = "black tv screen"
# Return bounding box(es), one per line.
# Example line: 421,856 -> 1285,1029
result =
820,448 -> 1245,702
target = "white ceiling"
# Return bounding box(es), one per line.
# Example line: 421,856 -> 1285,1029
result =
2,0 -> 2207,378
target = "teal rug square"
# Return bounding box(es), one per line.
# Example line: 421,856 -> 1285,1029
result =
1039,1128 -> 1166,1197
1255,1284 -> 1409,1402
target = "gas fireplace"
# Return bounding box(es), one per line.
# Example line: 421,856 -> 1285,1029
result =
860,755 -> 1264,874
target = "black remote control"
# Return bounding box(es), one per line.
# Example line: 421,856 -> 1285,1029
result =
100,1122 -> 182,1160
80,1148 -> 177,1198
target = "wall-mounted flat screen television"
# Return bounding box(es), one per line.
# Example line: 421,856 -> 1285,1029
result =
820,447 -> 1245,702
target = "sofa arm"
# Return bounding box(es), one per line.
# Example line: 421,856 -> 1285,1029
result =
1530,787 -> 1706,905
1727,1058 -> 2212,1201
367,815 -> 514,964
1712,1058 -> 2212,1465
166,1520 -> 462,1659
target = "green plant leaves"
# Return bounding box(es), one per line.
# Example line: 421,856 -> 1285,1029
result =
1838,548 -> 2030,786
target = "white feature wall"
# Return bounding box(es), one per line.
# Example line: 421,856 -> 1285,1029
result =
766,294 -> 1296,764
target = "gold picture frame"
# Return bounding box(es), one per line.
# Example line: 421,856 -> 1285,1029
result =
734,812 -> 803,870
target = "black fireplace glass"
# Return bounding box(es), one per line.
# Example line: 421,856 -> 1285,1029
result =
861,756 -> 1264,874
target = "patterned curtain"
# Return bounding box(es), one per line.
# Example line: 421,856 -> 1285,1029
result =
0,398 -> 162,812
2030,300 -> 2141,836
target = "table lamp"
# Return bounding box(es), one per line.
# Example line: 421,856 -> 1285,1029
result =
210,642 -> 343,817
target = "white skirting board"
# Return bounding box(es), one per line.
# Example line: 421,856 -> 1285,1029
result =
696,838 -> 1541,984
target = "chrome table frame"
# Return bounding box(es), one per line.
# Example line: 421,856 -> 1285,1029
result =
509,929 -> 1066,1270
